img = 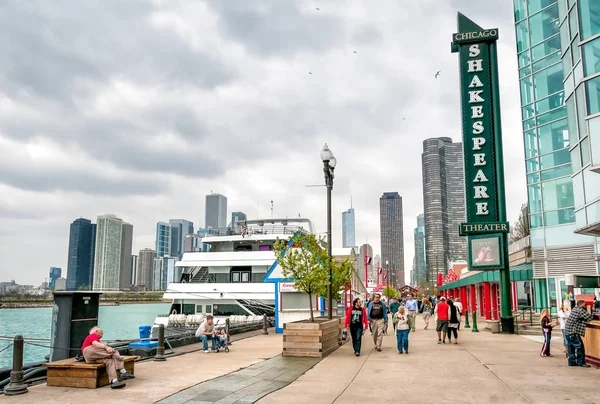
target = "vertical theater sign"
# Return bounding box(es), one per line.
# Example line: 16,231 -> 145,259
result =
452,13 -> 514,332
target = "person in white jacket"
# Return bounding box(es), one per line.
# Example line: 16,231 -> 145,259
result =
557,302 -> 571,357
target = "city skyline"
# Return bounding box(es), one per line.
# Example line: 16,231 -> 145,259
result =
0,1 -> 530,286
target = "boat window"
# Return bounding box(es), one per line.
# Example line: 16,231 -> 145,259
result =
196,304 -> 203,313
205,305 -> 213,314
183,304 -> 195,315
232,272 -> 240,282
259,245 -> 272,251
241,272 -> 249,282
213,304 -> 250,316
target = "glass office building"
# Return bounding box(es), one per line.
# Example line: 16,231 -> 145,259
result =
514,0 -> 599,312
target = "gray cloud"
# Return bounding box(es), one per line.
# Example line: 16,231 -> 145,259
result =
207,2 -> 345,56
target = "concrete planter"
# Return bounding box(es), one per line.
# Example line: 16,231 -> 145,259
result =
282,317 -> 344,358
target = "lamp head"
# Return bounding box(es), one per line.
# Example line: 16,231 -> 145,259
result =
329,155 -> 337,168
321,143 -> 332,162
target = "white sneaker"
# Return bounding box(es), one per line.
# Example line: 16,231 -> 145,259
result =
203,349 -> 209,353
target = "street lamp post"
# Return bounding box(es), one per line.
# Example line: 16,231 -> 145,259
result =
385,259 -> 390,299
321,143 -> 336,319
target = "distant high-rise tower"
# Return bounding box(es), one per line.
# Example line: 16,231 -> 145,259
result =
137,248 -> 157,289
168,219 -> 194,260
421,137 -> 466,281
119,222 -> 134,289
205,193 -> 227,229
231,212 -> 247,230
356,244 -> 374,285
379,192 -> 404,287
155,222 -> 171,257
131,255 -> 139,286
49,267 -> 61,290
342,206 -> 356,249
93,214 -> 126,291
66,218 -> 96,291
412,214 -> 426,286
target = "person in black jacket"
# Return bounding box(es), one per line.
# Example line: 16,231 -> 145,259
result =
540,309 -> 554,357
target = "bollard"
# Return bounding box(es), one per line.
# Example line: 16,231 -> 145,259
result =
471,311 -> 479,333
226,318 -> 231,346
4,335 -> 28,396
154,324 -> 166,361
464,309 -> 471,328
262,314 -> 269,335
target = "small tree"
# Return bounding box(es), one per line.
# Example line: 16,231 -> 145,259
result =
383,286 -> 397,302
274,233 -> 328,322
510,203 -> 530,242
314,257 -> 354,308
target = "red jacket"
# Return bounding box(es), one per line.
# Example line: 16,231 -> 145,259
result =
344,306 -> 369,328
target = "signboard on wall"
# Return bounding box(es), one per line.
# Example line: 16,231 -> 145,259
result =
279,282 -> 298,292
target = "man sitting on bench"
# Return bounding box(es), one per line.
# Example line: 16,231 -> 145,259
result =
82,326 -> 135,389
195,315 -> 221,353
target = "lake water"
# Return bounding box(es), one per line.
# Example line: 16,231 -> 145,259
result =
0,303 -> 170,369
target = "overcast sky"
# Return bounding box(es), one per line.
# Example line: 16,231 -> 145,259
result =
0,0 -> 526,286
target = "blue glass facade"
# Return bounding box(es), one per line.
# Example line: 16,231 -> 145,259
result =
66,218 -> 96,291
49,267 -> 61,290
412,214 -> 426,286
342,207 -> 356,249
155,222 -> 171,257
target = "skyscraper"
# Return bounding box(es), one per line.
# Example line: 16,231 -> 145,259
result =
231,212 -> 247,230
205,193 -> 227,229
155,222 -> 171,257
49,267 -> 61,290
513,0 -> 599,310
153,256 -> 175,291
66,218 -> 96,291
137,248 -> 157,289
342,207 -> 356,249
356,244 -> 374,285
131,255 -> 139,286
421,137 -> 466,281
412,214 -> 426,287
169,219 -> 194,260
379,192 -> 404,287
93,214 -> 124,291
119,222 -> 133,289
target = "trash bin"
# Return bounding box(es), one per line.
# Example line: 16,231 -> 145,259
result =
139,325 -> 152,339
489,320 -> 500,334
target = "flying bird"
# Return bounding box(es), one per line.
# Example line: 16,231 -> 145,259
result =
308,71 -> 313,75
316,7 -> 320,11
435,70 -> 441,78
353,50 -> 357,54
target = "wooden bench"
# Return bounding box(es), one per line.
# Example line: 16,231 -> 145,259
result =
44,356 -> 138,388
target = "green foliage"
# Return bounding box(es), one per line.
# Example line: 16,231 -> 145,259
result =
510,203 -> 530,243
274,233 -> 352,321
383,286 -> 397,300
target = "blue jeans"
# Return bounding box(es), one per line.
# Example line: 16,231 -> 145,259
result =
566,334 -> 585,366
198,334 -> 217,351
396,329 -> 409,353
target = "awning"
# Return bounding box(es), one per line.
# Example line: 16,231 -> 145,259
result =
439,263 -> 532,290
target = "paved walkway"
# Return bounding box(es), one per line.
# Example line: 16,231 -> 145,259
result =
157,355 -> 320,404
259,325 -> 600,404
3,333 -> 283,404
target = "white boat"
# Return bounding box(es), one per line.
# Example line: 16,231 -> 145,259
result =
155,218 -> 316,328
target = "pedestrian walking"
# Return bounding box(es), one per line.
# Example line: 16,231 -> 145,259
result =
447,299 -> 460,344
395,306 -> 411,354
557,302 -> 571,357
405,294 -> 418,332
565,300 -> 593,367
421,297 -> 433,330
539,309 -> 555,357
367,293 -> 388,352
454,298 -> 463,330
434,296 -> 450,344
366,295 -> 374,335
344,298 -> 369,357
